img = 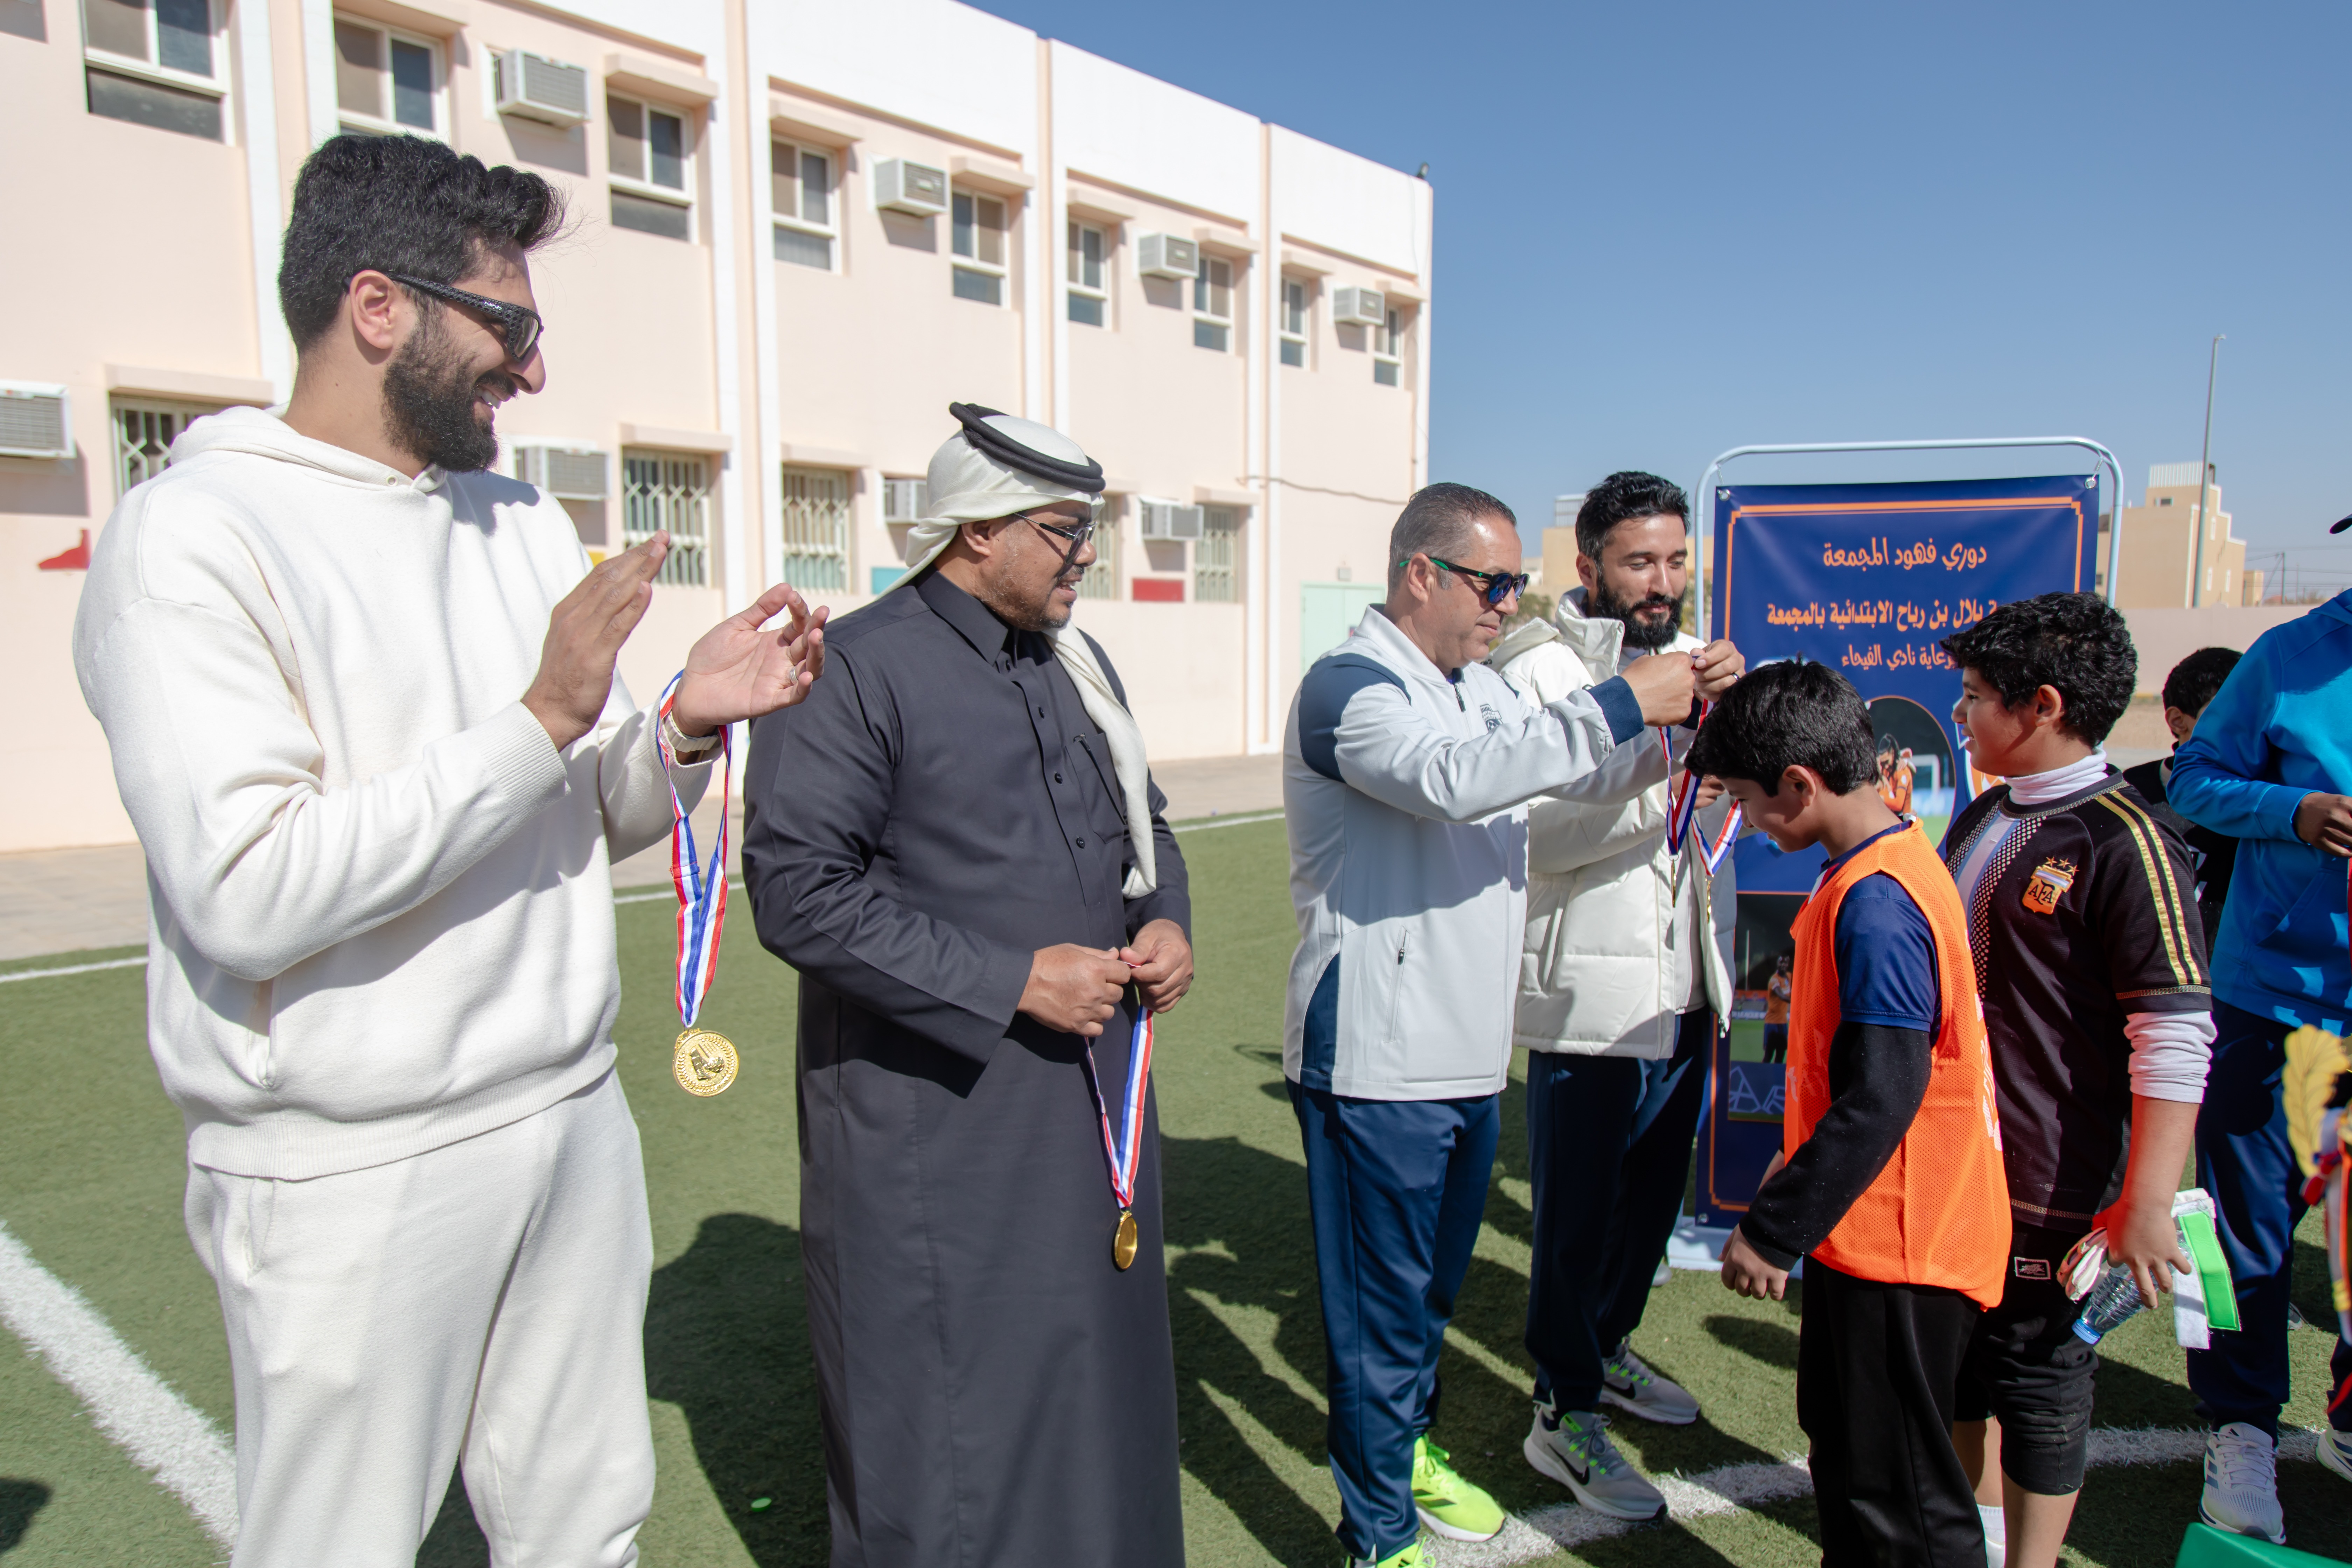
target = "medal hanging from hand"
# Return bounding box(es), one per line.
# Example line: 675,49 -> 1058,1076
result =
655,672 -> 739,1097
1079,1005 -> 1156,1269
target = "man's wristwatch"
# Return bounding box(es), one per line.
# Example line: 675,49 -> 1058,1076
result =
660,708 -> 723,762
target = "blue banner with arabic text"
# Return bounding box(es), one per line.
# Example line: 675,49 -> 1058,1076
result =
1693,474 -> 2101,1229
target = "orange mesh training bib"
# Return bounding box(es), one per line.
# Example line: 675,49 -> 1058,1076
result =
1785,821 -> 2010,1308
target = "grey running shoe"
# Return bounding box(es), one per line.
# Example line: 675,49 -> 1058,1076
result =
2200,1422 -> 2285,1544
1522,1402 -> 1666,1521
1602,1340 -> 1700,1425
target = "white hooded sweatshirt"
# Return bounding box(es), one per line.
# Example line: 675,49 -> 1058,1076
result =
72,407 -> 708,1180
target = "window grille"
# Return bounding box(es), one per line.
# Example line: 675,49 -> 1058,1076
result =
1079,503 -> 1120,600
622,450 -> 712,586
112,398 -> 216,498
779,465 -> 850,591
1195,506 -> 1240,603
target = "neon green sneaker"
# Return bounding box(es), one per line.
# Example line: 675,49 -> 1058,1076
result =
1412,1434 -> 1507,1542
1344,1542 -> 1423,1567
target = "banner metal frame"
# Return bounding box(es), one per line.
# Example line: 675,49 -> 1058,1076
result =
1692,436 -> 2127,639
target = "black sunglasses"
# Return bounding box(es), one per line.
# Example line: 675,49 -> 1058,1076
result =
380,272 -> 545,362
1405,555 -> 1531,608
1020,512 -> 1097,552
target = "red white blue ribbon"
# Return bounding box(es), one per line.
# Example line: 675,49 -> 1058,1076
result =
654,672 -> 730,1028
1664,706 -> 1743,876
1080,1006 -> 1156,1211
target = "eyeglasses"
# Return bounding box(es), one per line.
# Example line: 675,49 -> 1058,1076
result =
1021,512 -> 1097,553
1402,555 -> 1531,608
380,272 -> 545,362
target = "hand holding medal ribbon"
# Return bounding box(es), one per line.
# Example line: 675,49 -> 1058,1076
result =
1664,699 -> 1743,877
655,671 -> 740,1097
1079,1003 -> 1156,1269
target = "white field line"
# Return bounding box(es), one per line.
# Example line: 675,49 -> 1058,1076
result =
1423,1426 -> 2325,1566
0,955 -> 147,985
0,1219 -> 237,1546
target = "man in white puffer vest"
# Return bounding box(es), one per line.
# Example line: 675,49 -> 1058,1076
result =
1490,472 -> 1745,1523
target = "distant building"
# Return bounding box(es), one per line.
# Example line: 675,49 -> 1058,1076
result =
0,0 -> 1432,852
1534,493 -> 1586,592
2106,463 -> 2263,608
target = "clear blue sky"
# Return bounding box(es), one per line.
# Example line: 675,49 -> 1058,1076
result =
972,0 -> 2352,594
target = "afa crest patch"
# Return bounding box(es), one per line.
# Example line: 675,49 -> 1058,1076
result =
2022,857 -> 2077,916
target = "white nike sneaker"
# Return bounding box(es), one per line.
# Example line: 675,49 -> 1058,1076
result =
1523,1402 -> 1666,1521
2318,1426 -> 2352,1485
2200,1422 -> 2286,1544
1602,1340 -> 1700,1425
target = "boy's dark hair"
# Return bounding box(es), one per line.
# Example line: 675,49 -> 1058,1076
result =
2163,646 -> 2242,716
1686,660 -> 1879,795
1388,483 -> 1515,594
279,134 -> 567,351
1576,470 -> 1688,561
1939,592 -> 2136,746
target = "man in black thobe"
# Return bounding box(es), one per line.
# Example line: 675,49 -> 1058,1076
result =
743,406 -> 1193,1568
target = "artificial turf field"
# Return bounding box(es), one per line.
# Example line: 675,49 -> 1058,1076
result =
2,813 -> 2348,1566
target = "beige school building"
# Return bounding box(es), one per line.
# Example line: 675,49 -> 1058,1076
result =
0,0 -> 1434,853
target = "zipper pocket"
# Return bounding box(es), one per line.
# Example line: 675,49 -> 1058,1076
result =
1386,931 -> 1410,1043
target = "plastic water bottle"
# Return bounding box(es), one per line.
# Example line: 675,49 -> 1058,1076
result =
2070,1264 -> 2150,1344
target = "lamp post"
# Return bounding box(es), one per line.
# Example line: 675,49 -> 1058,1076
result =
2192,334 -> 2223,607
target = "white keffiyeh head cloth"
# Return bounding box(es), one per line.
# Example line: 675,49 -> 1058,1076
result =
893,403 -> 1158,897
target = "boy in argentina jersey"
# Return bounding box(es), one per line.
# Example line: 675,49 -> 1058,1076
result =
1939,595 -> 2213,1568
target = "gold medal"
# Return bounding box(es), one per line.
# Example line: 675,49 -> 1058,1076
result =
1113,1208 -> 1139,1270
673,1028 -> 740,1097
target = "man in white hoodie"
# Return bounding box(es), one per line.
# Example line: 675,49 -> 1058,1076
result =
71,135 -> 826,1568
1488,471 -> 1744,1521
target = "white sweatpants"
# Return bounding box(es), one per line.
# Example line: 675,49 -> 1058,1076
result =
186,1069 -> 655,1568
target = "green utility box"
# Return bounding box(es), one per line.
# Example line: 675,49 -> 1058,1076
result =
2175,1522 -> 2348,1567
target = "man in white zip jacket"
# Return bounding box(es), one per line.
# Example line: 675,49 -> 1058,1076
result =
1488,472 -> 1744,1522
1282,483 -> 1726,1568
71,136 -> 825,1567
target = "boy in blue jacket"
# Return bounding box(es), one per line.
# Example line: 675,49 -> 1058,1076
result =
2168,582 -> 2352,1544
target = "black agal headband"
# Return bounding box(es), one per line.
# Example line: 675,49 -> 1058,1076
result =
948,402 -> 1105,494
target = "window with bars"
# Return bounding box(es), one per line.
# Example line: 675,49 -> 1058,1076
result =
334,16 -> 440,136
779,465 -> 850,590
621,450 -> 711,586
1079,502 -> 1120,600
771,139 -> 835,270
1195,506 -> 1240,603
1280,278 -> 1308,367
1193,254 -> 1233,352
82,0 -> 226,141
609,95 -> 693,241
1067,222 -> 1107,327
112,398 -> 217,497
952,190 -> 1007,305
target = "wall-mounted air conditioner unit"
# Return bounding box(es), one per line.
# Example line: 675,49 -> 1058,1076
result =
1137,234 -> 1199,280
492,50 -> 590,127
874,159 -> 949,217
1332,287 -> 1386,328
0,382 -> 71,460
1139,500 -> 1204,541
882,478 -> 929,523
514,444 -> 609,499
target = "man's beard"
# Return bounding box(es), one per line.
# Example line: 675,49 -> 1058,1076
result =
1590,575 -> 1683,650
382,308 -> 508,472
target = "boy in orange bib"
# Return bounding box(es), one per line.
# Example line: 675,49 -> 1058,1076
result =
1690,661 -> 2009,1567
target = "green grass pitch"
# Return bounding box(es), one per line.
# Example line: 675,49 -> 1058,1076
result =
2,816 -> 2347,1564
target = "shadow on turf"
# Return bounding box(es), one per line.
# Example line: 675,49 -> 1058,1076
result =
0,1480 -> 49,1555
